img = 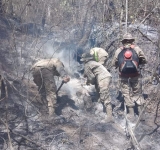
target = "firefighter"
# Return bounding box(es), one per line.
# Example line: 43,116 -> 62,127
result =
112,33 -> 147,121
31,58 -> 70,117
81,53 -> 114,123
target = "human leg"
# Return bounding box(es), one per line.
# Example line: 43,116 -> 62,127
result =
130,76 -> 144,106
130,76 -> 145,119
98,77 -> 114,123
41,68 -> 57,117
120,78 -> 135,119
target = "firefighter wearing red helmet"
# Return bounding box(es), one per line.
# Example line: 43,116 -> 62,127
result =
112,33 -> 147,122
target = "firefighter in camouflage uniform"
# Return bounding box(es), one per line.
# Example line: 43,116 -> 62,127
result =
81,53 -> 114,123
31,58 -> 70,117
112,33 -> 147,120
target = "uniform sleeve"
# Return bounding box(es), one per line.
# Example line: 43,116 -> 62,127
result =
83,66 -> 90,84
83,65 -> 89,78
135,46 -> 147,65
55,60 -> 68,78
83,63 -> 96,85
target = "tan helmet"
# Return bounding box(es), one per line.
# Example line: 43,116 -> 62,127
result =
121,33 -> 135,43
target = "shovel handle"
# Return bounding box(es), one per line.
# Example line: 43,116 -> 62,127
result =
56,81 -> 64,95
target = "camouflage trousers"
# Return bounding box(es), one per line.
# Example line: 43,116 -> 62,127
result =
119,76 -> 144,107
95,76 -> 111,107
32,67 -> 57,116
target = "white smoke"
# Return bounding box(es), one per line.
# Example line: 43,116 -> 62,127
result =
44,41 -> 82,76
42,41 -> 86,96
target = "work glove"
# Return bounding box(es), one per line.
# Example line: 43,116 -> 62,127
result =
63,76 -> 70,83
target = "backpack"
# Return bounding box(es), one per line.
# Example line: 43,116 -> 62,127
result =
118,47 -> 139,77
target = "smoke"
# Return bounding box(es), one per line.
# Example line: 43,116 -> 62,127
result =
43,41 -> 86,96
44,41 -> 83,76
60,78 -> 82,96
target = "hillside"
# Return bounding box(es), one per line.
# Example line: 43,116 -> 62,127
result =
0,0 -> 160,150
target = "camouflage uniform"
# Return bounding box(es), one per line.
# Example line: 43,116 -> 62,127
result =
112,33 -> 147,117
81,53 -> 113,122
31,58 -> 69,116
90,47 -> 108,65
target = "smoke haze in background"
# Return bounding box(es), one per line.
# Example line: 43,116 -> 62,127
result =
43,41 -> 87,96
44,41 -> 83,76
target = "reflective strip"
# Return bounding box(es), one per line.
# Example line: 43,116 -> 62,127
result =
94,51 -> 99,62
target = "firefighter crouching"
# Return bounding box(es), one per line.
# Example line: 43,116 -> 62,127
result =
81,53 -> 114,123
31,58 -> 70,117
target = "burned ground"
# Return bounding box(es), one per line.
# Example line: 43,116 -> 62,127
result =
0,70 -> 159,150
0,8 -> 159,149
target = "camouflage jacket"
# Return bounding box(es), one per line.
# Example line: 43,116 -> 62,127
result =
31,58 -> 67,78
84,60 -> 111,85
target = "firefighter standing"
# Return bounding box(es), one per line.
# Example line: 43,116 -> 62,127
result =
112,33 -> 147,120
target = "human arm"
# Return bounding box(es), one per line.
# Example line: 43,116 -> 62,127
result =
55,60 -> 70,83
135,46 -> 147,65
83,64 -> 96,85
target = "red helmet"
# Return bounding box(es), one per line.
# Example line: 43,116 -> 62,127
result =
124,50 -> 132,59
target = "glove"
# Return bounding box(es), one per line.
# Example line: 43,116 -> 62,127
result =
63,76 -> 70,83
